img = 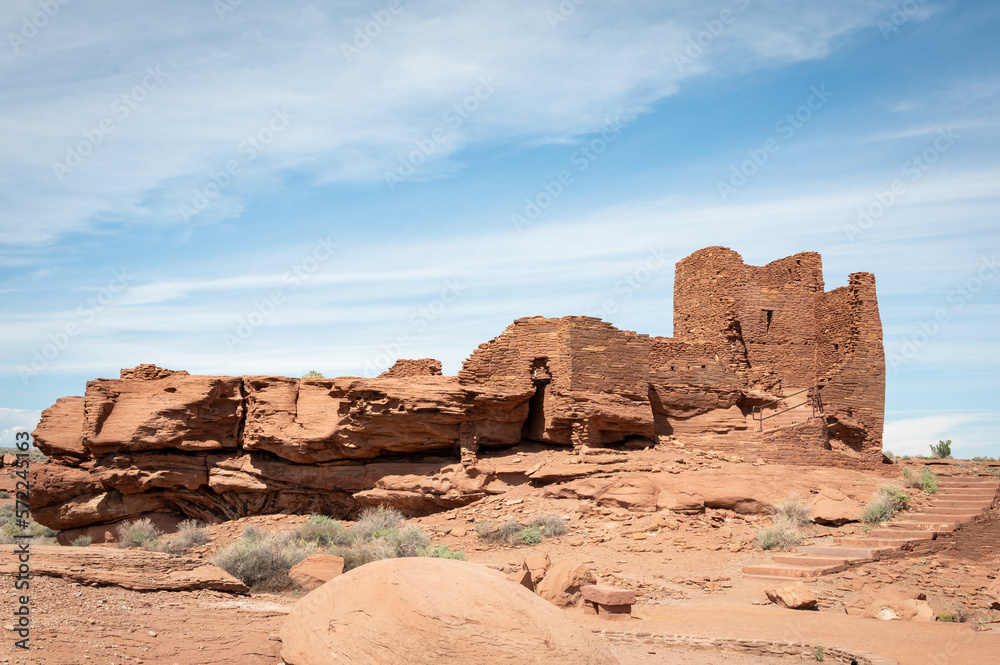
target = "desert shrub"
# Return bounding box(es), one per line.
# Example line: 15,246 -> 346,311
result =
0,490 -> 9,499
916,467 -> 939,494
416,544 -> 466,560
116,518 -> 162,549
385,524 -> 430,557
862,499 -> 894,525
862,484 -> 910,524
213,531 -> 317,590
771,494 -> 813,527
339,538 -> 396,571
296,514 -> 350,547
531,512 -> 567,537
71,534 -> 93,547
302,370 -> 324,378
877,484 -> 910,511
518,526 -> 543,546
351,505 -> 405,542
814,645 -> 824,662
144,521 -> 210,554
930,439 -> 952,459
755,515 -> 803,551
475,519 -> 524,547
937,612 -> 956,622
327,505 -> 457,571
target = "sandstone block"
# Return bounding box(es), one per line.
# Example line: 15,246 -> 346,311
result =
290,555 -> 345,591
581,585 -> 636,606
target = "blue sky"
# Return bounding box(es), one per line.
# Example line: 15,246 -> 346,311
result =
1,0 -> 998,458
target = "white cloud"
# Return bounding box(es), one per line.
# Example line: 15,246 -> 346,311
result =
0,0 -> 902,246
0,408 -> 41,446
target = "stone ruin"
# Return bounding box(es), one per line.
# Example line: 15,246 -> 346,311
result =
29,246 -> 886,539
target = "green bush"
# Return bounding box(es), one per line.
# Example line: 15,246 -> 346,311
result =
71,534 -> 93,547
755,515 -> 803,550
302,370 -> 325,378
937,612 -> 956,622
917,467 -> 939,494
116,518 -> 162,549
930,439 -> 952,459
296,515 -> 351,547
814,645 -> 824,662
0,490 -> 9,499
862,484 -> 910,524
213,531 -> 317,590
518,526 -> 543,546
530,512 -> 567,537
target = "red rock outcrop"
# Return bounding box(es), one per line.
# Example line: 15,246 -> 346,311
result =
29,247 -> 886,533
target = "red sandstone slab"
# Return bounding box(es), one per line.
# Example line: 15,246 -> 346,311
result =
867,529 -> 935,540
771,555 -> 852,567
581,585 -> 636,606
795,546 -> 880,559
907,513 -> 979,522
921,507 -> 988,515
742,563 -> 845,579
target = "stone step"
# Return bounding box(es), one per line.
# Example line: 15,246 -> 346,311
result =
928,500 -> 992,509
742,563 -> 846,579
867,529 -> 936,540
921,506 -> 989,515
771,555 -> 852,567
936,478 -> 999,487
906,513 -> 980,523
834,537 -> 914,548
889,521 -> 959,532
795,546 -> 879,559
932,492 -> 997,501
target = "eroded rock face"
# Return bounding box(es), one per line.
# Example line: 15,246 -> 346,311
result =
29,248 -> 887,533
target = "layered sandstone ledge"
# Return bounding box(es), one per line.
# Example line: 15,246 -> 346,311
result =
30,247 -> 887,536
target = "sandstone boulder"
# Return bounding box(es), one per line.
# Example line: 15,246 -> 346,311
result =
279,558 -> 618,665
765,581 -> 818,610
810,487 -> 863,525
523,551 -> 551,586
289,554 -> 344,591
536,559 -> 595,608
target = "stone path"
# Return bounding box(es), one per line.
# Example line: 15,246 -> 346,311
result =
743,475 -> 1000,580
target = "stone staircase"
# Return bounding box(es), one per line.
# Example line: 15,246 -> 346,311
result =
743,475 -> 1000,580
